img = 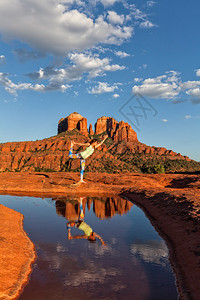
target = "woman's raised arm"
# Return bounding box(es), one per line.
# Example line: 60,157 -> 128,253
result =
72,141 -> 90,147
95,135 -> 108,149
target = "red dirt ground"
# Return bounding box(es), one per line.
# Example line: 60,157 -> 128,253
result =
0,204 -> 36,300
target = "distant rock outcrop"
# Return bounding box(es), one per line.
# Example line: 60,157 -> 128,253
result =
58,113 -> 138,143
94,116 -> 138,142
89,124 -> 94,135
58,112 -> 88,136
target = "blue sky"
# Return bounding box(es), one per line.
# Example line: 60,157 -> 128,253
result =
0,0 -> 199,161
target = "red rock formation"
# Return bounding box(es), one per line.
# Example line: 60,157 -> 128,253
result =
58,113 -> 137,142
95,116 -> 138,142
0,112 -> 195,173
95,116 -> 117,135
78,117 -> 88,135
58,112 -> 88,136
89,124 -> 94,135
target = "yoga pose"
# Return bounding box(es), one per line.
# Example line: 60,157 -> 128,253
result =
68,135 -> 108,185
67,197 -> 106,246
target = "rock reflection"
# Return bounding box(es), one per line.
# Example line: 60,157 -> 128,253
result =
54,196 -> 133,245
55,195 -> 133,221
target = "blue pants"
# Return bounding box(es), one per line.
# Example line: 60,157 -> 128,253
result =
68,147 -> 85,180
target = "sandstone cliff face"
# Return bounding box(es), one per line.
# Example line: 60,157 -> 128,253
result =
58,112 -> 88,136
95,117 -> 138,142
58,113 -> 138,143
89,124 -> 94,135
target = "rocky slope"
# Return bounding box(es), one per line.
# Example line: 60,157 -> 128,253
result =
0,112 -> 199,173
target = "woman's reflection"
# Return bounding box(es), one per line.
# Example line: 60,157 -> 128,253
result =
66,197 -> 106,246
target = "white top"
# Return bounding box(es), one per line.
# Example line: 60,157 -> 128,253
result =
80,145 -> 94,159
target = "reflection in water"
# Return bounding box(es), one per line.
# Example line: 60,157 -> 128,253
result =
55,196 -> 133,246
66,197 -> 106,245
131,240 -> 169,266
55,195 -> 133,220
0,195 -> 177,300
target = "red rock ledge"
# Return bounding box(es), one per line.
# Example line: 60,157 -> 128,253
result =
0,204 -> 36,300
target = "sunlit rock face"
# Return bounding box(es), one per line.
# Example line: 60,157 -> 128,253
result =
95,116 -> 138,142
58,112 -> 88,136
58,113 -> 138,142
89,123 -> 94,135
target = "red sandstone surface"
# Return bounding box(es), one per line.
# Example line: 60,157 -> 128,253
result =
0,203 -> 36,300
58,112 -> 138,142
94,116 -> 138,142
58,112 -> 88,136
0,172 -> 199,299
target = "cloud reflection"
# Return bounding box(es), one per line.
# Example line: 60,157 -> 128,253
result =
131,240 -> 169,266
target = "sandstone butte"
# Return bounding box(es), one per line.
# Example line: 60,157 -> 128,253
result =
0,203 -> 36,300
0,112 -> 197,173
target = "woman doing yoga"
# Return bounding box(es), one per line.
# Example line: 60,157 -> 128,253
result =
68,135 -> 108,185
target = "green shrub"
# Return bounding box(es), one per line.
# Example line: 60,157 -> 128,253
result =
153,164 -> 165,174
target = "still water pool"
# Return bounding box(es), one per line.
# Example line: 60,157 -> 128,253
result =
0,195 -> 178,300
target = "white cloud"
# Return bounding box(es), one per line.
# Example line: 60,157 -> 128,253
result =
99,0 -> 120,7
162,119 -> 168,122
115,50 -> 130,58
132,72 -> 181,99
146,1 -> 156,8
181,80 -> 200,90
184,115 -> 192,119
112,93 -> 120,98
28,53 -> 125,82
89,82 -> 119,94
69,52 -> 125,77
0,55 -> 5,63
0,52 -> 125,94
131,6 -> 147,21
132,70 -> 200,103
134,77 -> 143,83
107,11 -> 124,25
184,115 -> 200,119
186,87 -> 200,98
0,0 -> 132,56
195,69 -> 200,76
139,64 -> 147,70
140,20 -> 155,28
0,72 -> 70,95
129,4 -> 157,29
